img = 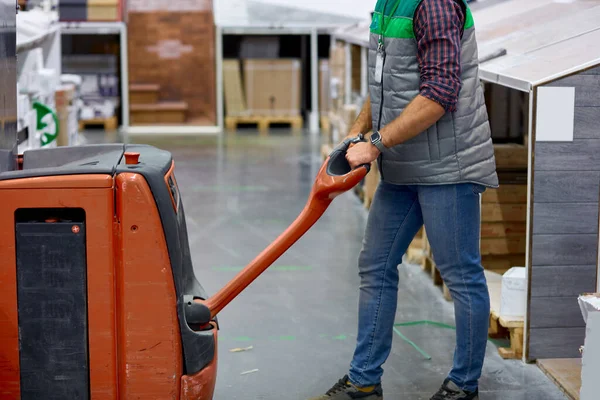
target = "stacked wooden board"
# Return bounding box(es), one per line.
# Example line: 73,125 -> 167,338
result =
482,144 -> 528,274
419,143 -> 529,300
223,59 -> 303,133
319,60 -> 332,133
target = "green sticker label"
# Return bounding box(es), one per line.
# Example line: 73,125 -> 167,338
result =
32,102 -> 59,147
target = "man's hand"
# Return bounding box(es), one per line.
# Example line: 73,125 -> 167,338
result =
345,141 -> 380,169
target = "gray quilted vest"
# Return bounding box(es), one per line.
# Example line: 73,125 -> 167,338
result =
369,0 -> 498,188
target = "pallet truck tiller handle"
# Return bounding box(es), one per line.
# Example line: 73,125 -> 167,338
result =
189,135 -> 370,326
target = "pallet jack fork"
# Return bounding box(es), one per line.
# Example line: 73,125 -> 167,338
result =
0,136 -> 368,399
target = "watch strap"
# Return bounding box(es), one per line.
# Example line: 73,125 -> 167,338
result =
371,131 -> 387,152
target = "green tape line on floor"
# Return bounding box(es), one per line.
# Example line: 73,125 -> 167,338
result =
393,320 -> 510,357
190,185 -> 270,193
393,327 -> 432,360
394,320 -> 455,330
212,265 -> 313,272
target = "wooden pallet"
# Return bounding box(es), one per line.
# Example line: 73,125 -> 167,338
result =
421,230 -> 444,287
225,115 -> 303,134
79,116 -> 118,131
486,270 -> 525,359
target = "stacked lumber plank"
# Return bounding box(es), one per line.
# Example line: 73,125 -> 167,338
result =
419,143 -> 528,300
420,229 -> 448,299
481,185 -> 527,273
406,227 -> 425,265
481,143 -> 529,274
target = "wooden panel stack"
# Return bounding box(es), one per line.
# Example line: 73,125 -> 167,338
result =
319,60 -> 331,134
481,185 -> 527,273
406,227 -> 425,265
222,60 -> 247,118
418,143 -> 528,300
329,43 -> 346,117
127,1 -> 216,125
420,229 -> 444,285
328,43 -> 347,144
482,143 -> 529,274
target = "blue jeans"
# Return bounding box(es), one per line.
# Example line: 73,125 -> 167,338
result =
348,182 -> 490,392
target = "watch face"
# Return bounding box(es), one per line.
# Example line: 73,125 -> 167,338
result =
371,131 -> 381,143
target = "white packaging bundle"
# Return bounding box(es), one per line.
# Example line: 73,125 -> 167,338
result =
579,293 -> 600,400
500,267 -> 527,318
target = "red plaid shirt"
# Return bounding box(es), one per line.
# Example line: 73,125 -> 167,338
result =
414,0 -> 465,113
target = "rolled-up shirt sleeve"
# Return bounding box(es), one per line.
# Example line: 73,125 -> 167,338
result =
414,0 -> 465,113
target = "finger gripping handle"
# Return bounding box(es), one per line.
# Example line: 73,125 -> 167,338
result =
327,134 -> 370,176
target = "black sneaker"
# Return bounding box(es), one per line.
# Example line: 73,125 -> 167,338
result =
430,379 -> 479,400
308,375 -> 383,399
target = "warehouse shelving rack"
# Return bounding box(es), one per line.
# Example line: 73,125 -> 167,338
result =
59,21 -> 129,139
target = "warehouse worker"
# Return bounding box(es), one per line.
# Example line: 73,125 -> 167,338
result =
309,0 -> 498,399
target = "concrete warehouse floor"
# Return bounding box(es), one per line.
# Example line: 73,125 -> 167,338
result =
131,131 -> 567,400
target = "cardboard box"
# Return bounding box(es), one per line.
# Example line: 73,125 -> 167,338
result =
500,267 -> 527,318
88,0 -> 120,21
243,59 -> 301,116
223,59 -> 247,117
330,44 -> 346,113
319,60 -> 330,113
55,85 -> 76,147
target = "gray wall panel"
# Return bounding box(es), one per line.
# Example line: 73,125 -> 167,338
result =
533,171 -> 600,203
531,265 -> 598,297
529,297 -> 586,328
534,140 -> 600,171
546,75 -> 600,107
581,66 -> 600,75
532,203 -> 598,234
574,107 -> 600,139
530,71 -> 600,360
531,234 -> 598,266
528,327 -> 586,360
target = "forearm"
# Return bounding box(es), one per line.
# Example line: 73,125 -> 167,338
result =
379,94 -> 445,148
348,97 -> 372,136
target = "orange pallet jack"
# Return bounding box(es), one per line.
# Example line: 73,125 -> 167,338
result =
0,137 -> 369,400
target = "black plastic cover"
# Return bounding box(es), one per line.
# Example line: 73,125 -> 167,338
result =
16,219 -> 89,400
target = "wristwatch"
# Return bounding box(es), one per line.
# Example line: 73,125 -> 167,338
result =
370,131 -> 387,153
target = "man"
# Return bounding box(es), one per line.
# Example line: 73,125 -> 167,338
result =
310,0 -> 498,399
